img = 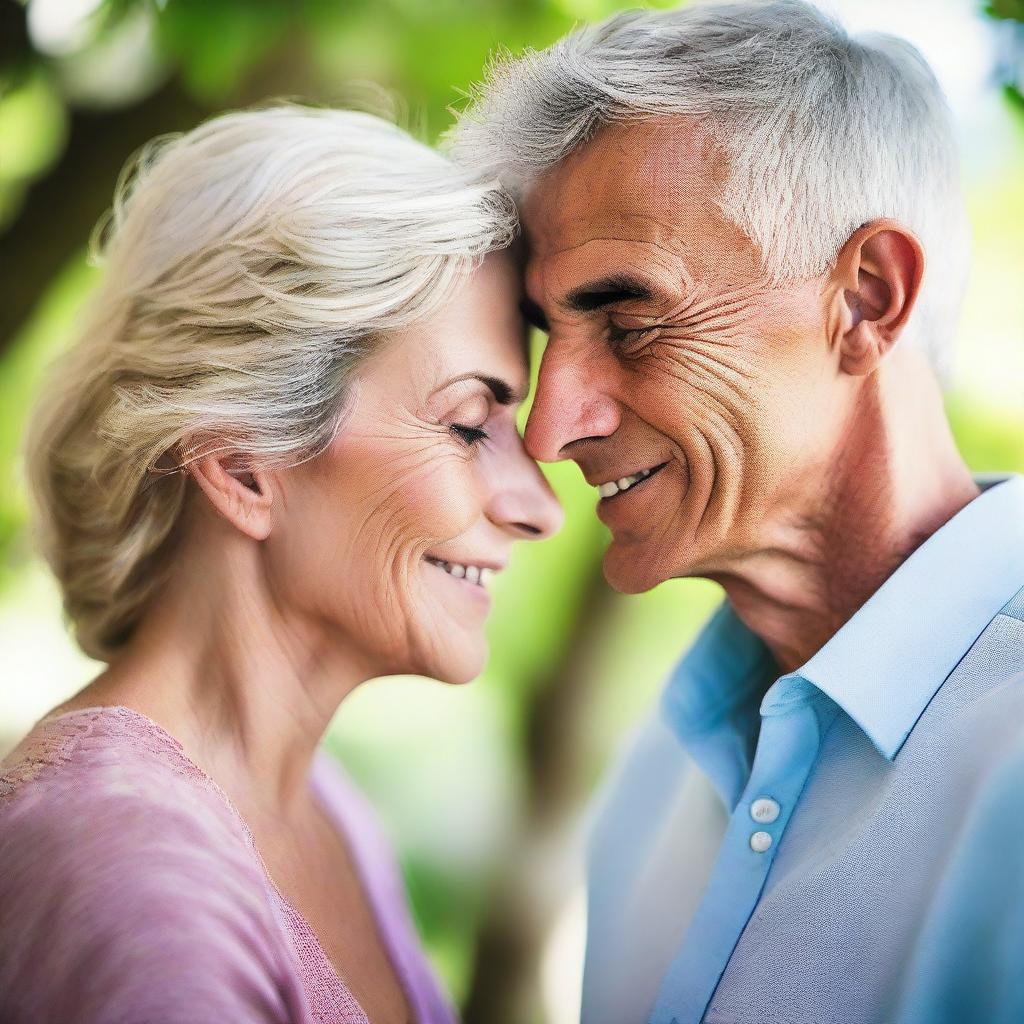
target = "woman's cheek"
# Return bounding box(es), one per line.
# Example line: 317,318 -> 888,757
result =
402,458 -> 482,543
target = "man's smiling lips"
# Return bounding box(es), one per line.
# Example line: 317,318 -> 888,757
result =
591,461 -> 669,500
588,460 -> 672,530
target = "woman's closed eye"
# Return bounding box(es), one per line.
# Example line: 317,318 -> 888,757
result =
450,422 -> 489,446
445,389 -> 493,447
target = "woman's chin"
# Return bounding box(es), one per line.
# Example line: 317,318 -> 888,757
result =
423,633 -> 488,686
441,645 -> 488,685
369,618 -> 488,685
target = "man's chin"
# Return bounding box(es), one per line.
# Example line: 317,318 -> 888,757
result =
602,543 -> 670,594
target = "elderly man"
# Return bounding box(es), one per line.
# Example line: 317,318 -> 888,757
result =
450,1 -> 1024,1022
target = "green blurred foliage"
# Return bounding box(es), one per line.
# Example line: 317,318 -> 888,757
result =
988,0 -> 1024,21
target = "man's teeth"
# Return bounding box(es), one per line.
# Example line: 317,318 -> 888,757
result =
598,466 -> 657,498
425,558 -> 491,586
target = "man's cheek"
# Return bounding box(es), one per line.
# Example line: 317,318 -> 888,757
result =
643,335 -> 747,399
644,372 -> 743,449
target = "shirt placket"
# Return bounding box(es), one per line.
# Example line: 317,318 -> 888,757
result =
648,676 -> 836,1024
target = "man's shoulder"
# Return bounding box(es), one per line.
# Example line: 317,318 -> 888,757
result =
1000,581 -> 1024,623
909,591 -> 1024,779
924,585 -> 1024,720
898,726 -> 1024,1024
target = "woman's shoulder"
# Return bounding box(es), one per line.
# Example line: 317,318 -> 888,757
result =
0,705 -> 278,916
1,705 -> 237,837
6,702 -> 175,774
0,706 -> 311,1024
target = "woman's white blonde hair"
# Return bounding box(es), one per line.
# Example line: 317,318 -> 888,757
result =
24,103 -> 515,662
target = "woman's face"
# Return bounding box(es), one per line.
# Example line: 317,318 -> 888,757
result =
269,252 -> 563,684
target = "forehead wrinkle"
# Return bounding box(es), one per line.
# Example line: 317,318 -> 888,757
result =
525,210 -> 695,260
524,121 -> 764,286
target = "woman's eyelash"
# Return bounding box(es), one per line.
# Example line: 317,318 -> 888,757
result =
450,423 -> 489,446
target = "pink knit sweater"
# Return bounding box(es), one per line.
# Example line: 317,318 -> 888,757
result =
0,705 -> 458,1024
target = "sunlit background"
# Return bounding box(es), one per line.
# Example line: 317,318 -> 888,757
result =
1,1 -> 1022,1022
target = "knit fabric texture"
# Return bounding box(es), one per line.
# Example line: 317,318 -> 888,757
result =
0,705 -> 456,1024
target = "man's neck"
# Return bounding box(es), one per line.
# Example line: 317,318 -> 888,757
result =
716,351 -> 979,674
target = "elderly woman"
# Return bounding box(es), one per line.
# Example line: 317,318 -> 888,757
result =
0,105 -> 561,1024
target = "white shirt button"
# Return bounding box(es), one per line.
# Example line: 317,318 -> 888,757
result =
750,797 -> 781,824
750,830 -> 773,853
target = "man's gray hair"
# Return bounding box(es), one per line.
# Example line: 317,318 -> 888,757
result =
447,0 -> 970,378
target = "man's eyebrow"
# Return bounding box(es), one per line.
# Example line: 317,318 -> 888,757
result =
564,275 -> 653,313
435,373 -> 526,405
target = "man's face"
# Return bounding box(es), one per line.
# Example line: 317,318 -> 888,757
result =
521,118 -> 845,592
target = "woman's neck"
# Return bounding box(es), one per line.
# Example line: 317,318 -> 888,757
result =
68,513 -> 370,816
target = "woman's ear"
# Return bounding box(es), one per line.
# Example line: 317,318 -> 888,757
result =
188,447 -> 274,541
829,219 -> 925,377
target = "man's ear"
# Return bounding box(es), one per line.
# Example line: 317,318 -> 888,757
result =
188,446 -> 274,541
829,219 -> 924,376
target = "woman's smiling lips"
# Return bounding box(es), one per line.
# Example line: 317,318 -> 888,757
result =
421,554 -> 506,611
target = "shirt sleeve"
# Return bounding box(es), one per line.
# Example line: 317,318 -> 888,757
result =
896,728 -> 1024,1024
0,770 -> 313,1024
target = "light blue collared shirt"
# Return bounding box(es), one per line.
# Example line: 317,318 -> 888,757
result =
582,474 -> 1024,1024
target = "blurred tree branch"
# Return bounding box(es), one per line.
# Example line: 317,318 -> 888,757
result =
464,556 -> 617,1024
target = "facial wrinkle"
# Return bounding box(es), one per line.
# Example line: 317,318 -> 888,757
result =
700,413 -> 746,548
648,347 -> 752,434
674,275 -> 772,324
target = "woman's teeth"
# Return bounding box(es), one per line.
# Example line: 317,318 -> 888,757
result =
598,465 -> 658,498
425,557 -> 492,586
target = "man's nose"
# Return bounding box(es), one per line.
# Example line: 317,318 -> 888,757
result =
524,340 -> 621,463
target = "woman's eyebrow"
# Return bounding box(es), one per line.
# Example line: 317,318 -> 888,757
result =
433,373 -> 526,406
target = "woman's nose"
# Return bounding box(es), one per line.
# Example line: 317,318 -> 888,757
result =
486,447 -> 564,541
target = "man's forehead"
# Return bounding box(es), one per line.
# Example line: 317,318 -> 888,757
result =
521,118 -> 726,265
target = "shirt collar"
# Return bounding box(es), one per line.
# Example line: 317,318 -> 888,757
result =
784,473 -> 1024,759
662,474 -> 1024,786
660,599 -> 779,804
